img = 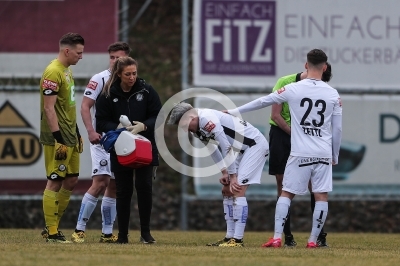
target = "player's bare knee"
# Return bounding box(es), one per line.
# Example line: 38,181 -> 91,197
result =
280,190 -> 295,200
233,185 -> 248,197
313,192 -> 328,201
104,186 -> 116,198
63,176 -> 78,190
93,175 -> 110,191
45,180 -> 62,191
88,185 -> 105,197
97,181 -> 108,192
221,185 -> 232,197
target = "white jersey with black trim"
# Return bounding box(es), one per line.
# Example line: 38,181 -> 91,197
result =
194,109 -> 266,174
83,69 -> 111,130
231,79 -> 342,159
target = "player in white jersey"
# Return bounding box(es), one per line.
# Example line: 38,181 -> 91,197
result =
71,42 -> 131,243
168,103 -> 269,247
227,49 -> 342,248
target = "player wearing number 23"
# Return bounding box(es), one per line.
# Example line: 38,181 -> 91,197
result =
227,49 -> 342,248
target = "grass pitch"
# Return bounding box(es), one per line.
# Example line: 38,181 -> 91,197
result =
0,230 -> 399,266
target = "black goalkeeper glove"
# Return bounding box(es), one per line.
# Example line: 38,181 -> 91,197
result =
52,131 -> 68,160
76,124 -> 83,153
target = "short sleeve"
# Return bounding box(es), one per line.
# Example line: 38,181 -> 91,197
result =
83,73 -> 104,101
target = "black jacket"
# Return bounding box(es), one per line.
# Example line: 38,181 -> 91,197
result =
96,78 -> 162,170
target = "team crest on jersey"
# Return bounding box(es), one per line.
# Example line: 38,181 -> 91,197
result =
65,74 -> 70,83
277,87 -> 286,94
58,164 -> 66,171
136,93 -> 144,101
203,121 -> 216,132
42,79 -> 57,90
87,80 -> 98,90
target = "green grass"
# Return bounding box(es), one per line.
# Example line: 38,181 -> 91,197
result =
0,230 -> 399,266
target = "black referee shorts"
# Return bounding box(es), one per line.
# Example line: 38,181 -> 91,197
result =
268,125 -> 291,175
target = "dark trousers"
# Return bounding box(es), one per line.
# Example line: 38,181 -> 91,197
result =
113,165 -> 153,238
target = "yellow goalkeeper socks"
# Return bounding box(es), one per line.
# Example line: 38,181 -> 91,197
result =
43,189 -> 58,235
56,187 -> 72,228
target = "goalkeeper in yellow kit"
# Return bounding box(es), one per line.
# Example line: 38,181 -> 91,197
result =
39,32 -> 85,243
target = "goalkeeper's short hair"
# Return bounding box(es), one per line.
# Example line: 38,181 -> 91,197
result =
167,102 -> 194,125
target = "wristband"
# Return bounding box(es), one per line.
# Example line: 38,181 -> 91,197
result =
52,130 -> 65,144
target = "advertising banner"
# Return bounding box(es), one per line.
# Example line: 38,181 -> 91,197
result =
2,92 -> 400,196
0,92 -> 92,180
193,0 -> 400,90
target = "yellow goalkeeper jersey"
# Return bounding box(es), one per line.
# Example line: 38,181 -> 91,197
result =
39,59 -> 77,146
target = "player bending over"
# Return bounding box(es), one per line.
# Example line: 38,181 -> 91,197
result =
168,102 -> 269,247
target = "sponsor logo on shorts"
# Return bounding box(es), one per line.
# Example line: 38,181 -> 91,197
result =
58,164 -> 66,171
241,179 -> 249,184
203,121 -> 216,132
93,169 -> 98,174
113,98 -> 118,102
100,159 -> 108,166
87,80 -> 98,90
42,79 -> 57,90
85,91 -> 92,95
50,173 -> 58,179
298,157 -> 330,167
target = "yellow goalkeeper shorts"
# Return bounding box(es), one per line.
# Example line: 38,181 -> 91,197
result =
43,144 -> 80,180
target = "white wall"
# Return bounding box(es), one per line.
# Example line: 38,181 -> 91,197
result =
0,53 -> 109,78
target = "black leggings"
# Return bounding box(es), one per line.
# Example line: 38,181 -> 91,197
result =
113,166 -> 153,237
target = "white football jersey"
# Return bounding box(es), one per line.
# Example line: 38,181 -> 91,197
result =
232,79 -> 342,158
83,69 -> 111,130
194,109 -> 266,174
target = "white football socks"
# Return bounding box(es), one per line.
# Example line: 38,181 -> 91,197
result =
76,193 -> 98,231
233,197 -> 248,240
274,197 -> 291,239
223,196 -> 234,238
101,196 -> 117,235
309,201 -> 328,243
